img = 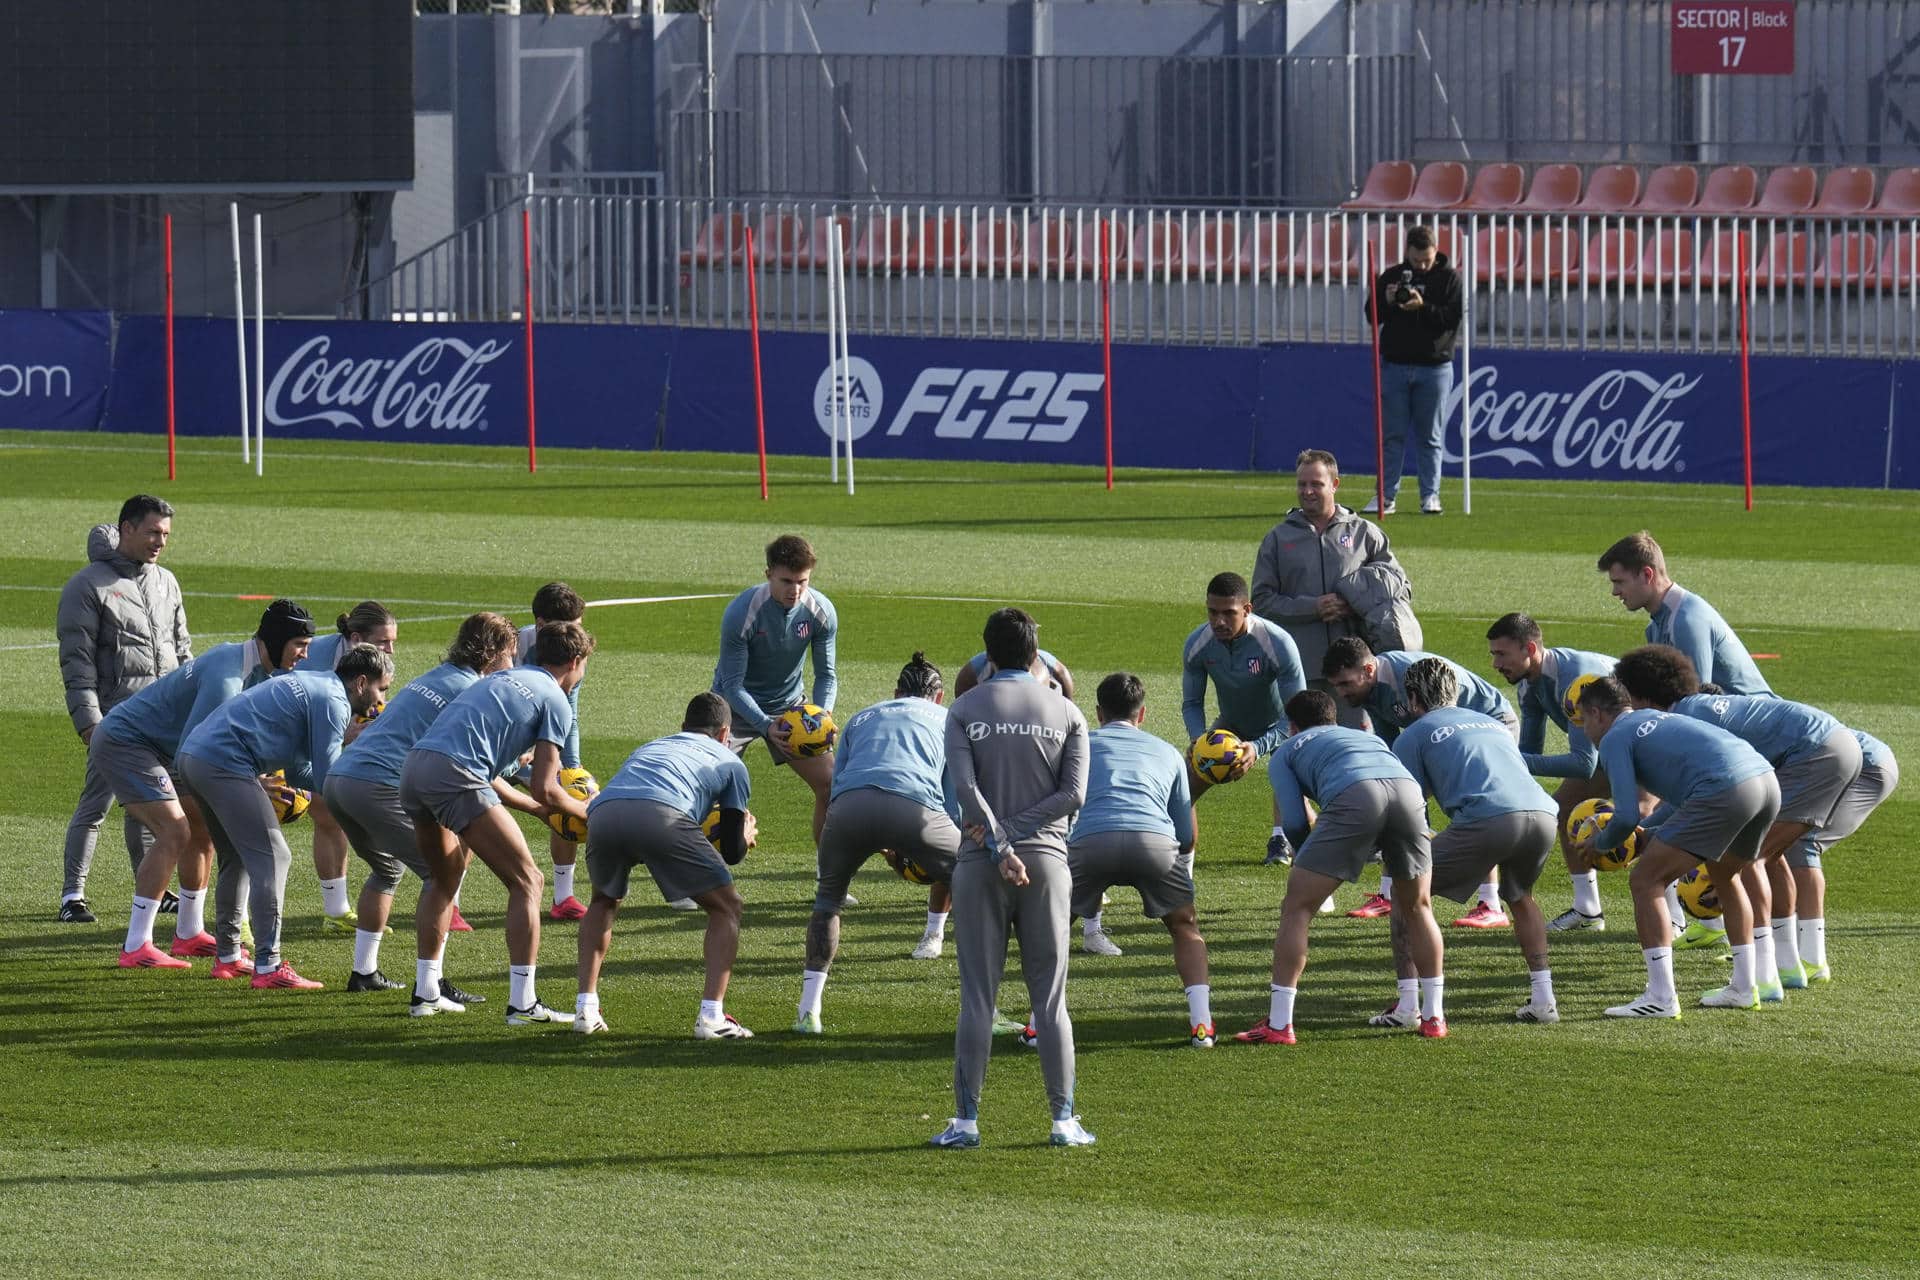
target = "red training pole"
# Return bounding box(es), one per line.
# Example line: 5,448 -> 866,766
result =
164,214 -> 176,481
744,224 -> 770,501
1365,239 -> 1387,515
1737,230 -> 1754,511
1100,220 -> 1114,491
522,208 -> 537,474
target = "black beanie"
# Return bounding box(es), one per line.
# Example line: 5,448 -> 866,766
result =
256,598 -> 316,661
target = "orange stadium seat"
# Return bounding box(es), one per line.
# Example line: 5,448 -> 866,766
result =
1403,162 -> 1470,209
1753,166 -> 1818,215
1459,163 -> 1525,211
680,212 -> 747,267
1341,160 -> 1416,210
1813,167 -> 1876,215
1516,163 -> 1582,211
1870,231 -> 1920,291
1572,165 -> 1640,214
1126,216 -> 1186,279
1634,229 -> 1695,286
1870,168 -> 1920,216
1697,165 -> 1758,213
1577,228 -> 1638,286
900,215 -> 968,272
1470,225 -> 1525,281
1679,228 -> 1747,288
748,212 -> 805,265
1808,231 -> 1878,287
787,214 -> 855,270
850,210 -> 915,271
1185,215 -> 1255,278
1282,217 -> 1357,279
1634,165 -> 1700,214
1754,231 -> 1812,288
1072,218 -> 1129,277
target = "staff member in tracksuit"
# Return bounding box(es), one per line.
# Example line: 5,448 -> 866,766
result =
932,608 -> 1091,1150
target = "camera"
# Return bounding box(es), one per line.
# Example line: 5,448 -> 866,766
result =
1389,267 -> 1423,305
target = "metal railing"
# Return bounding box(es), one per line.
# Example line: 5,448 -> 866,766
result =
347,194 -> 1920,359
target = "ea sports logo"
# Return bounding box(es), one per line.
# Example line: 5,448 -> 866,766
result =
814,357 -> 884,442
966,721 -> 992,741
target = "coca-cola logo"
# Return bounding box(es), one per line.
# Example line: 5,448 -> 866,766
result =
1442,365 -> 1698,473
264,335 -> 509,432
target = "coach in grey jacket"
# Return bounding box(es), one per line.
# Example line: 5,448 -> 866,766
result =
1251,450 -> 1415,730
54,496 -> 190,920
935,607 -> 1091,1149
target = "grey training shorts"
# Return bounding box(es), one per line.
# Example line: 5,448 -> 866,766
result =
1068,828 -> 1193,920
322,772 -> 429,894
815,786 -> 959,912
1775,727 -> 1865,828
90,729 -> 178,807
1790,756 -> 1898,869
586,796 -> 731,904
398,749 -> 499,835
1294,777 -> 1431,884
1653,772 -> 1781,865
1429,810 -> 1556,904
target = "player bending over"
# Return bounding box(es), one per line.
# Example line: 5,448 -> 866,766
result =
1784,728 -> 1896,985
516,582 -> 594,923
1597,531 -> 1772,696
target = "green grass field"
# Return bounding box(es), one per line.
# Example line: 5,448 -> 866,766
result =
2,430 -> 1915,1278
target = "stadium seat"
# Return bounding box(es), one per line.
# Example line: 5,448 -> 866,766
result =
1072,218 -> 1129,277
850,210 -> 916,271
1870,231 -> 1920,291
1524,227 -> 1580,282
1470,226 -> 1525,282
1678,228 -> 1747,289
1812,166 -> 1876,215
1754,231 -> 1812,289
1340,160 -> 1416,210
1633,229 -> 1695,287
1127,216 -> 1187,279
1282,217 -> 1356,279
1459,163 -> 1525,210
961,218 -> 1024,274
1403,161 -> 1470,209
1572,165 -> 1641,214
679,212 -> 748,267
1185,215 -> 1257,278
1753,166 -> 1818,215
1577,228 -> 1638,286
1808,231 -> 1878,288
1634,165 -> 1700,214
788,214 -> 856,270
748,213 -> 806,266
900,215 -> 969,273
1870,168 -> 1920,215
1696,165 -> 1759,213
1239,216 -> 1293,277
1516,163 -> 1582,211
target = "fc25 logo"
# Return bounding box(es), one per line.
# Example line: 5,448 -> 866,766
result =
816,363 -> 1103,444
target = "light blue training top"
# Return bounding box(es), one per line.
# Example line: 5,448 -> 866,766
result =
711,584 -> 838,735
178,669 -> 352,791
592,731 -> 751,824
1856,729 -> 1893,772
965,649 -> 1066,684
1268,723 -> 1414,845
516,623 -> 583,769
1645,584 -> 1772,697
1514,648 -> 1616,779
1592,708 -> 1773,852
828,696 -> 959,817
1180,617 -> 1307,758
330,661 -> 482,787
1669,692 -> 1841,766
1069,721 -> 1195,847
98,639 -> 274,761
1392,706 -> 1556,826
411,665 -> 573,782
1361,650 -> 1516,745
294,631 -> 347,673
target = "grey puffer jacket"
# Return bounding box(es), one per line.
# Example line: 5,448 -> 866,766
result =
1250,506 -> 1415,680
56,524 -> 191,735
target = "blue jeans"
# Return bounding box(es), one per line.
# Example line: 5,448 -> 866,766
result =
1380,361 -> 1452,503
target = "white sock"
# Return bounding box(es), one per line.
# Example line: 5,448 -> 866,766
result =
553,863 -> 575,903
175,887 -> 207,939
319,877 -> 350,917
1529,967 -> 1555,1007
1571,870 -> 1602,916
1419,975 -> 1445,1020
1394,977 -> 1419,1015
255,958 -> 280,976
509,964 -> 537,1010
414,958 -> 440,1000
1476,882 -> 1499,910
576,990 -> 599,1016
1184,982 -> 1212,1027
1703,917 -> 1727,936
1753,927 -> 1778,987
1799,916 -> 1826,969
1268,983 -> 1297,1029
923,910 -> 949,937
1663,883 -> 1685,931
699,997 -> 724,1024
352,928 -> 383,975
1379,875 -> 1394,903
452,882 -> 463,908
124,895 -> 161,952
1729,942 -> 1756,995
1643,946 -> 1676,1004
949,1117 -> 979,1134
1270,825 -> 1284,839
1084,912 -> 1104,936
1771,915 -> 1802,974
799,969 -> 828,1016
1320,894 -> 1337,913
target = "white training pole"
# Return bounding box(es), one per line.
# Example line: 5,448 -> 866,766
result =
230,204 -> 251,464
827,217 -> 842,483
1461,233 -> 1473,516
253,213 -> 265,476
835,220 -> 853,495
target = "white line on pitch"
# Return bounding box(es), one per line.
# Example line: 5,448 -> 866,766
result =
586,595 -> 732,608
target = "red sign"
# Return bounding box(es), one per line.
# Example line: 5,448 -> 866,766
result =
1672,2 -> 1796,75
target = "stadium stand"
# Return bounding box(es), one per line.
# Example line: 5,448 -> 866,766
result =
1634,165 -> 1699,214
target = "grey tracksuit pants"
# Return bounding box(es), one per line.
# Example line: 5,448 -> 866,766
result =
178,754 -> 291,969
63,749 -> 152,899
952,848 -> 1075,1123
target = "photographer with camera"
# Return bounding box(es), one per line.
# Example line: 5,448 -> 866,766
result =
1363,225 -> 1462,516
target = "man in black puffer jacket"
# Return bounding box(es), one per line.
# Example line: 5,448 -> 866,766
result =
1364,225 -> 1463,517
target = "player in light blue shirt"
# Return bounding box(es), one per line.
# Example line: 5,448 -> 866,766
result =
1485,612 -> 1620,932
954,648 -> 1074,699
1787,729 -> 1896,985
176,645 -> 391,988
293,601 -> 398,929
515,583 -> 591,920
710,534 -> 839,846
1067,673 -> 1214,1045
1598,531 -> 1772,696
1573,675 -> 1780,1018
1392,659 -> 1560,1023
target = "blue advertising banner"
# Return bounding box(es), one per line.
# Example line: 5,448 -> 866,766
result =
0,309 -> 111,432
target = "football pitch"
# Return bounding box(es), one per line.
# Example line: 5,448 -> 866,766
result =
1,430 -> 1914,1279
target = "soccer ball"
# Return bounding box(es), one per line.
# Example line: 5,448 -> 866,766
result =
1188,729 -> 1243,785
1563,673 -> 1603,726
352,698 -> 384,728
881,846 -> 946,886
700,808 -> 723,847
266,770 -> 310,824
557,767 -> 599,802
1676,863 -> 1723,920
1567,797 -> 1637,870
545,809 -> 588,843
777,704 -> 837,757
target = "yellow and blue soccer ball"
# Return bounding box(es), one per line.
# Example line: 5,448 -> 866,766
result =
778,704 -> 837,757
701,808 -> 723,847
1563,673 -> 1603,726
881,847 -> 941,886
266,770 -> 311,824
1567,797 -> 1637,870
352,698 -> 384,728
1676,863 -> 1723,920
1188,729 -> 1243,785
558,767 -> 599,802
544,809 -> 588,843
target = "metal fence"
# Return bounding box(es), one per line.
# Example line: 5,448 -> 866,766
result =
347,194 -> 1920,359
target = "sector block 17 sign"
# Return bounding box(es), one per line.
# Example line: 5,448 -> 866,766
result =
1671,2 -> 1795,75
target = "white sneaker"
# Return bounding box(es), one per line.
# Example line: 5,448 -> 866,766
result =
505,1001 -> 575,1027
1420,493 -> 1443,514
1513,999 -> 1560,1024
1367,1002 -> 1418,1029
1360,497 -> 1397,516
1547,908 -> 1605,932
1081,928 -> 1123,957
1699,983 -> 1759,1010
1049,1116 -> 1097,1147
408,991 -> 465,1017
573,1008 -> 609,1034
667,897 -> 699,911
694,1012 -> 754,1040
910,930 -> 944,960
843,891 -> 859,906
1603,991 -> 1681,1019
